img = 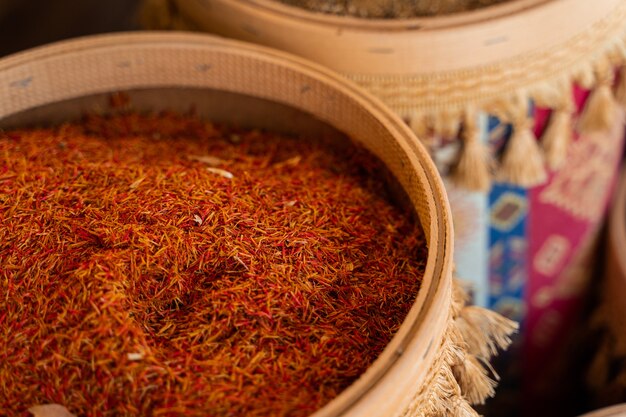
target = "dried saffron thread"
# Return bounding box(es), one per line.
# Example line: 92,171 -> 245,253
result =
0,111 -> 427,417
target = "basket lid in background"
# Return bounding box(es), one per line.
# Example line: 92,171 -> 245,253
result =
151,0 -> 626,191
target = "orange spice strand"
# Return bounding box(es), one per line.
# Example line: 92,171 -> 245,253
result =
0,111 -> 427,417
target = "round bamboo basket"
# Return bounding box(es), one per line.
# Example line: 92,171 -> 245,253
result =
0,32 -> 516,417
151,0 -> 626,190
162,0 -> 600,78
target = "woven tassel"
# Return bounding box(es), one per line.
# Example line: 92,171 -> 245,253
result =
454,315 -> 488,359
403,278 -> 516,416
451,277 -> 517,357
578,60 -> 620,135
419,354 -> 462,417
448,396 -> 481,417
498,120 -> 547,187
574,65 -> 596,90
541,108 -> 573,170
462,306 -> 518,357
455,306 -> 518,359
408,114 -> 429,139
608,42 -> 626,65
451,279 -> 471,318
434,112 -> 462,139
614,66 -> 626,108
452,353 -> 498,404
578,83 -> 620,135
532,81 -> 567,109
410,114 -> 443,162
451,111 -> 491,192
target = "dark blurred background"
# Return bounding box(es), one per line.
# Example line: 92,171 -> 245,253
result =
0,0 -> 142,57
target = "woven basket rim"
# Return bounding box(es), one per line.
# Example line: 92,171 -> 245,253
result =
0,31 -> 454,417
222,0 -> 550,30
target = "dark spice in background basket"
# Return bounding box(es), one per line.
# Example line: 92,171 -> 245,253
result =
279,0 -> 510,18
0,110 -> 428,417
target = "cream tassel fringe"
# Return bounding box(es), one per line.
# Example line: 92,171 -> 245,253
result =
578,60 -> 620,136
450,280 -> 516,403
578,83 -> 620,135
447,396 -> 481,417
498,118 -> 547,187
433,112 -> 462,140
408,114 -> 436,149
451,279 -> 470,317
452,351 -> 498,404
574,65 -> 596,90
451,111 -> 491,192
451,281 -> 518,359
457,306 -> 518,359
402,280 -> 517,416
415,345 -> 481,417
541,108 -> 573,170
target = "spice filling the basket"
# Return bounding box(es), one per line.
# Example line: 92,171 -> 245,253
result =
0,108 -> 428,416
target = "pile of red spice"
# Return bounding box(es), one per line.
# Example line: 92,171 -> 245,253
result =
0,111 -> 427,417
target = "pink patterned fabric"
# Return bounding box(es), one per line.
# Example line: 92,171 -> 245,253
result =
524,85 -> 624,400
